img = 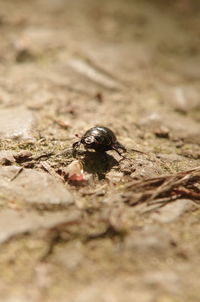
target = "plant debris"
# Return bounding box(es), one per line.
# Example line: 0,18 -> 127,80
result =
122,166 -> 200,208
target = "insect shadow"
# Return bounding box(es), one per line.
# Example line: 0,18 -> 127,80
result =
82,151 -> 119,179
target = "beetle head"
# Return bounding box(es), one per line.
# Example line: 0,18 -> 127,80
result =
84,136 -> 96,145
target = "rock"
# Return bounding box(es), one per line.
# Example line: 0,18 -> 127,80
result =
179,144 -> 200,159
0,106 -> 36,140
131,158 -> 163,179
53,246 -> 84,271
143,271 -> 180,294
161,86 -> 200,113
0,166 -> 74,206
0,165 -> 19,179
0,150 -> 17,165
14,150 -> 32,162
0,150 -> 33,165
125,226 -> 173,254
156,153 -> 184,161
0,209 -> 80,244
139,112 -> 163,128
15,48 -> 35,63
68,58 -> 122,90
139,111 -> 200,144
151,199 -> 194,223
154,126 -> 170,138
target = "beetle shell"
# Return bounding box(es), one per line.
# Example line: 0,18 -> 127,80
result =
72,126 -> 126,157
82,126 -> 117,151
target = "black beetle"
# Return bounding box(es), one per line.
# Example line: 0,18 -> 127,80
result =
72,126 -> 126,157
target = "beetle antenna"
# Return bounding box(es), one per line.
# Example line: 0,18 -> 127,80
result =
130,148 -> 147,155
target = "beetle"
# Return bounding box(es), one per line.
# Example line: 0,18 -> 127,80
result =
72,126 -> 126,157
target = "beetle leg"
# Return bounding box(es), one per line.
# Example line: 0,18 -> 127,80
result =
72,140 -> 81,157
113,142 -> 126,152
113,147 -> 123,156
73,141 -> 81,149
112,146 -> 125,157
111,141 -> 126,158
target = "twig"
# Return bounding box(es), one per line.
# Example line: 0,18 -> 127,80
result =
40,161 -> 64,182
10,167 -> 23,181
123,166 -> 200,207
33,152 -> 54,161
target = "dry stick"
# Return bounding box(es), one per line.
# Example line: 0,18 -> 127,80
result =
10,167 -> 23,181
129,148 -> 148,155
149,172 -> 200,203
127,167 -> 200,190
141,203 -> 168,214
148,195 -> 182,206
40,161 -> 64,183
33,152 -> 55,161
124,167 -> 200,206
147,173 -> 192,204
125,176 -> 166,190
147,178 -> 176,204
149,172 -> 200,204
82,184 -> 108,196
174,187 -> 200,200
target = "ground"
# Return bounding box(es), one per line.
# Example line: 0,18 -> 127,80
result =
0,0 -> 200,301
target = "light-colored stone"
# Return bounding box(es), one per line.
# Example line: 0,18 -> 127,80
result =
0,209 -> 80,244
0,150 -> 17,164
125,226 -> 173,254
132,158 -> 163,179
0,166 -> 74,205
151,199 -> 194,223
161,86 -> 200,113
0,106 -> 35,140
143,271 -> 181,294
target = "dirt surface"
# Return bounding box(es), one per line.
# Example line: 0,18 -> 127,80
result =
0,0 -> 200,301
